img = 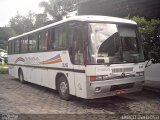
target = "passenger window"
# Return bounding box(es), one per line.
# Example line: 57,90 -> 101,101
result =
38,31 -> 49,51
28,34 -> 38,52
11,41 -> 14,54
68,23 -> 84,65
14,39 -> 20,54
67,24 -> 75,62
53,28 -> 59,49
21,37 -> 28,53
8,41 -> 12,54
52,26 -> 67,49
73,26 -> 84,64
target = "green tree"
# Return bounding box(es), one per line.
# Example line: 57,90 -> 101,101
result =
131,17 -> 160,63
34,13 -> 48,28
0,27 -> 15,50
39,0 -> 77,21
9,11 -> 35,35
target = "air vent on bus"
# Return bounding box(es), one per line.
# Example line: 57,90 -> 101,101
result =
112,67 -> 133,73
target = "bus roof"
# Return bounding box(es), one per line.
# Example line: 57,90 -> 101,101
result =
9,15 -> 137,41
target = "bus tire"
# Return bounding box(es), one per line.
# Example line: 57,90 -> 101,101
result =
18,69 -> 25,84
57,76 -> 70,100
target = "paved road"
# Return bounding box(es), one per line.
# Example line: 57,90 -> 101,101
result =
0,74 -> 160,119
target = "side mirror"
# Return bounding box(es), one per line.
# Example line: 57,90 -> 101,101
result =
145,60 -> 152,68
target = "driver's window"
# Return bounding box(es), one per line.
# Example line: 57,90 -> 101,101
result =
68,23 -> 84,65
73,26 -> 84,64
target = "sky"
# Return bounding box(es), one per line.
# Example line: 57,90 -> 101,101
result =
0,0 -> 47,27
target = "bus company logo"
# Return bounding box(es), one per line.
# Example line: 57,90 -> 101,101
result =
40,54 -> 62,65
13,55 -> 62,65
121,73 -> 126,78
15,57 -> 25,64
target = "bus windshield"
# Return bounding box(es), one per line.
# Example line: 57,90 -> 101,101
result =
88,23 -> 144,64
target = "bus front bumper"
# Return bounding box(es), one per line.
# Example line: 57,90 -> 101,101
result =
86,76 -> 144,99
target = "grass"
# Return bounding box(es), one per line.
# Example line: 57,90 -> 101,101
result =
0,64 -> 8,74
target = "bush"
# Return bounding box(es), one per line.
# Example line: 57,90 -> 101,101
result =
131,17 -> 160,63
0,64 -> 8,74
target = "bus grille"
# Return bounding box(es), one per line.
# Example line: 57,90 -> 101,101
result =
112,67 -> 133,73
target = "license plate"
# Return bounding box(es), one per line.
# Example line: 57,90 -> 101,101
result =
116,90 -> 125,95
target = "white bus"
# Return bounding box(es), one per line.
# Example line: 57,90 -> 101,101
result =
8,16 -> 145,100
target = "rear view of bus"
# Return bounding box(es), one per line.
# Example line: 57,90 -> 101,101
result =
84,17 -> 145,99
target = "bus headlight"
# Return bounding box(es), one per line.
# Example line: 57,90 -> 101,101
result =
136,71 -> 144,76
96,76 -> 103,81
102,75 -> 110,80
90,75 -> 109,81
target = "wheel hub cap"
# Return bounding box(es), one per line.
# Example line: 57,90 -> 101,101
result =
60,82 -> 67,94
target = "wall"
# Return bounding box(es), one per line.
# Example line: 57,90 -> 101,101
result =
145,64 -> 160,81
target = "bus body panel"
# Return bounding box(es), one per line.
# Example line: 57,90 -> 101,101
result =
8,51 -> 76,96
86,76 -> 144,99
84,63 -> 145,99
74,65 -> 87,98
86,63 -> 145,76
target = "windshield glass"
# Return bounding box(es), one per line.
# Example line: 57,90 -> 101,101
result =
88,23 -> 144,64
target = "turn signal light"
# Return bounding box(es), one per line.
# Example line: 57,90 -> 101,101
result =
90,76 -> 97,81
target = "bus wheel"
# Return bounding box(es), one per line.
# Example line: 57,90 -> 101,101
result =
18,69 -> 25,83
57,76 -> 70,100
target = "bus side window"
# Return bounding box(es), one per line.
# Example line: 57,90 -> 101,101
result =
60,27 -> 67,49
75,27 -> 84,64
72,25 -> 84,65
29,34 -> 38,52
51,28 -> 55,49
47,30 -> 51,50
8,41 -> 12,54
38,31 -> 48,51
11,41 -> 14,54
14,39 -> 20,54
53,27 -> 59,49
52,26 -> 67,50
67,24 -> 74,63
21,37 -> 28,53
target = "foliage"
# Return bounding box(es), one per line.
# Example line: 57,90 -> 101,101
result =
9,11 -> 48,35
131,17 -> 160,63
39,0 -> 77,21
8,0 -> 78,36
0,27 -> 15,50
0,11 -> 48,50
9,11 -> 35,35
35,13 -> 48,28
0,64 -> 8,74
1,0 -> 78,50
